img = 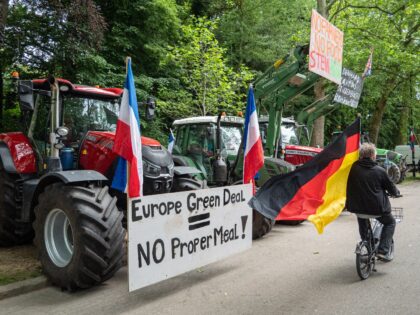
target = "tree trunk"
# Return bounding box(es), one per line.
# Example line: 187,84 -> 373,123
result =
310,80 -> 326,147
395,94 -> 410,145
368,76 -> 398,144
0,1 -> 7,43
311,0 -> 328,148
0,0 -> 8,130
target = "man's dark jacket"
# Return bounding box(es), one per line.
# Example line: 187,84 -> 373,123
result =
346,158 -> 400,215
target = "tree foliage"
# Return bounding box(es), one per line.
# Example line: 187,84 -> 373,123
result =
0,0 -> 418,149
165,17 -> 253,116
329,0 -> 419,147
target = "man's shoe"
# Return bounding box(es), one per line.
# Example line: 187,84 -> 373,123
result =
377,252 -> 392,262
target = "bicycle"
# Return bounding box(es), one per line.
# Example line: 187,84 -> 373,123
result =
355,206 -> 403,280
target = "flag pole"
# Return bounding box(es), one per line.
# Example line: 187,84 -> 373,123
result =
125,57 -> 131,288
411,127 -> 416,178
125,56 -> 131,198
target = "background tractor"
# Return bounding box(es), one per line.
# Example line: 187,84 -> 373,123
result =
171,114 -> 294,239
0,77 -> 175,290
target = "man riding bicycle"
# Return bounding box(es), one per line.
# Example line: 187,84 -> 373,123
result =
346,143 -> 400,262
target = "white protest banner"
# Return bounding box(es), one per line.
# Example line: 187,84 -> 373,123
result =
309,9 -> 344,84
333,68 -> 363,108
128,184 -> 253,292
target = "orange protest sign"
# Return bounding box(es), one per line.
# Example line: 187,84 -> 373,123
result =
309,9 -> 344,84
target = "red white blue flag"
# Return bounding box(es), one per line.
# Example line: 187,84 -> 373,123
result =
112,59 -> 143,197
409,128 -> 416,152
168,129 -> 175,154
362,49 -> 373,78
243,85 -> 264,185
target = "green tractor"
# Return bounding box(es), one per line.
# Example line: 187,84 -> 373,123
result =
375,148 -> 407,184
171,115 -> 294,239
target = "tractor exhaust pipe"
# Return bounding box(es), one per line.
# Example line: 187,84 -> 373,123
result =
46,76 -> 62,172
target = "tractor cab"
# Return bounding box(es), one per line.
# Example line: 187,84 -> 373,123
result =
18,78 -> 174,194
258,116 -> 321,165
172,116 -> 243,184
23,78 -> 122,170
259,116 -> 310,151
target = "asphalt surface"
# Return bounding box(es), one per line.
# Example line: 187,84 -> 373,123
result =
0,181 -> 419,315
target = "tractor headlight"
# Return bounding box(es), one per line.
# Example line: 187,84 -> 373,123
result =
56,126 -> 69,137
143,159 -> 161,177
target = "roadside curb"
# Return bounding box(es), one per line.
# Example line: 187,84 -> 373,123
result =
0,276 -> 48,301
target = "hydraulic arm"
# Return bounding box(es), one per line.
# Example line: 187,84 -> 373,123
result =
253,45 -> 319,157
296,94 -> 338,142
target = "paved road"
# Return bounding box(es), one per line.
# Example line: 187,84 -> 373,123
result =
1,182 -> 419,315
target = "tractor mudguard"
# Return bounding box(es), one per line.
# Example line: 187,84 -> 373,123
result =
172,177 -> 206,192
174,166 -> 202,176
0,132 -> 37,174
25,170 -> 109,222
172,166 -> 204,191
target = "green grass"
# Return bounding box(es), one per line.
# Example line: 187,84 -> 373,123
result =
0,268 -> 43,286
0,245 -> 42,286
401,172 -> 420,184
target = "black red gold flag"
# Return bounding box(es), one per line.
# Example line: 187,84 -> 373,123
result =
249,118 -> 361,234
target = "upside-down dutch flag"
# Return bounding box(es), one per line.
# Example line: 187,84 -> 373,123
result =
111,59 -> 143,197
249,118 -> 361,234
409,128 -> 416,153
362,49 -> 373,79
243,86 -> 264,185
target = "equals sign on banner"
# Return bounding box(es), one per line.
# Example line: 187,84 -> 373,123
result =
188,213 -> 210,230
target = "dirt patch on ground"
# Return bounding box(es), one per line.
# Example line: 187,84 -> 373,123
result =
0,244 -> 42,286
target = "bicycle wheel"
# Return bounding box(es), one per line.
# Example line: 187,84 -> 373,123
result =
356,242 -> 373,280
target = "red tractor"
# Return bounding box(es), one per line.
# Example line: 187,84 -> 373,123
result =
0,77 -> 174,290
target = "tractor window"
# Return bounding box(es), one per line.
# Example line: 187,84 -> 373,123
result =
281,124 -> 299,146
186,124 -> 215,156
62,97 -> 119,145
259,124 -> 267,145
221,125 -> 242,155
29,94 -> 51,157
173,125 -> 187,155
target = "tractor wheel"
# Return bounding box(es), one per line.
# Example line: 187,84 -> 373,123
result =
386,161 -> 401,184
33,183 -> 125,291
0,161 -> 34,246
252,210 -> 274,240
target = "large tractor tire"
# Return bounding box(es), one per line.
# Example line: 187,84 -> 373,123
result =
0,161 -> 34,246
33,183 -> 125,291
252,210 -> 274,240
386,161 -> 401,184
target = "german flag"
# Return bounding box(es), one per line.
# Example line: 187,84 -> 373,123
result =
249,118 -> 360,234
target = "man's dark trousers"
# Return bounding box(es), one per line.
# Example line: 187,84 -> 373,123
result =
357,213 -> 396,254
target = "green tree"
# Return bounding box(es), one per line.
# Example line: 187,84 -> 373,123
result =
217,0 -> 315,71
330,0 -> 419,146
2,0 -> 106,81
0,0 -> 8,129
98,0 -> 183,76
165,17 -> 253,116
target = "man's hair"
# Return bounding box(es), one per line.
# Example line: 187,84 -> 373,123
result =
359,142 -> 376,159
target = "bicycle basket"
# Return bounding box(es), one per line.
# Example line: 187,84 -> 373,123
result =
391,207 -> 403,223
